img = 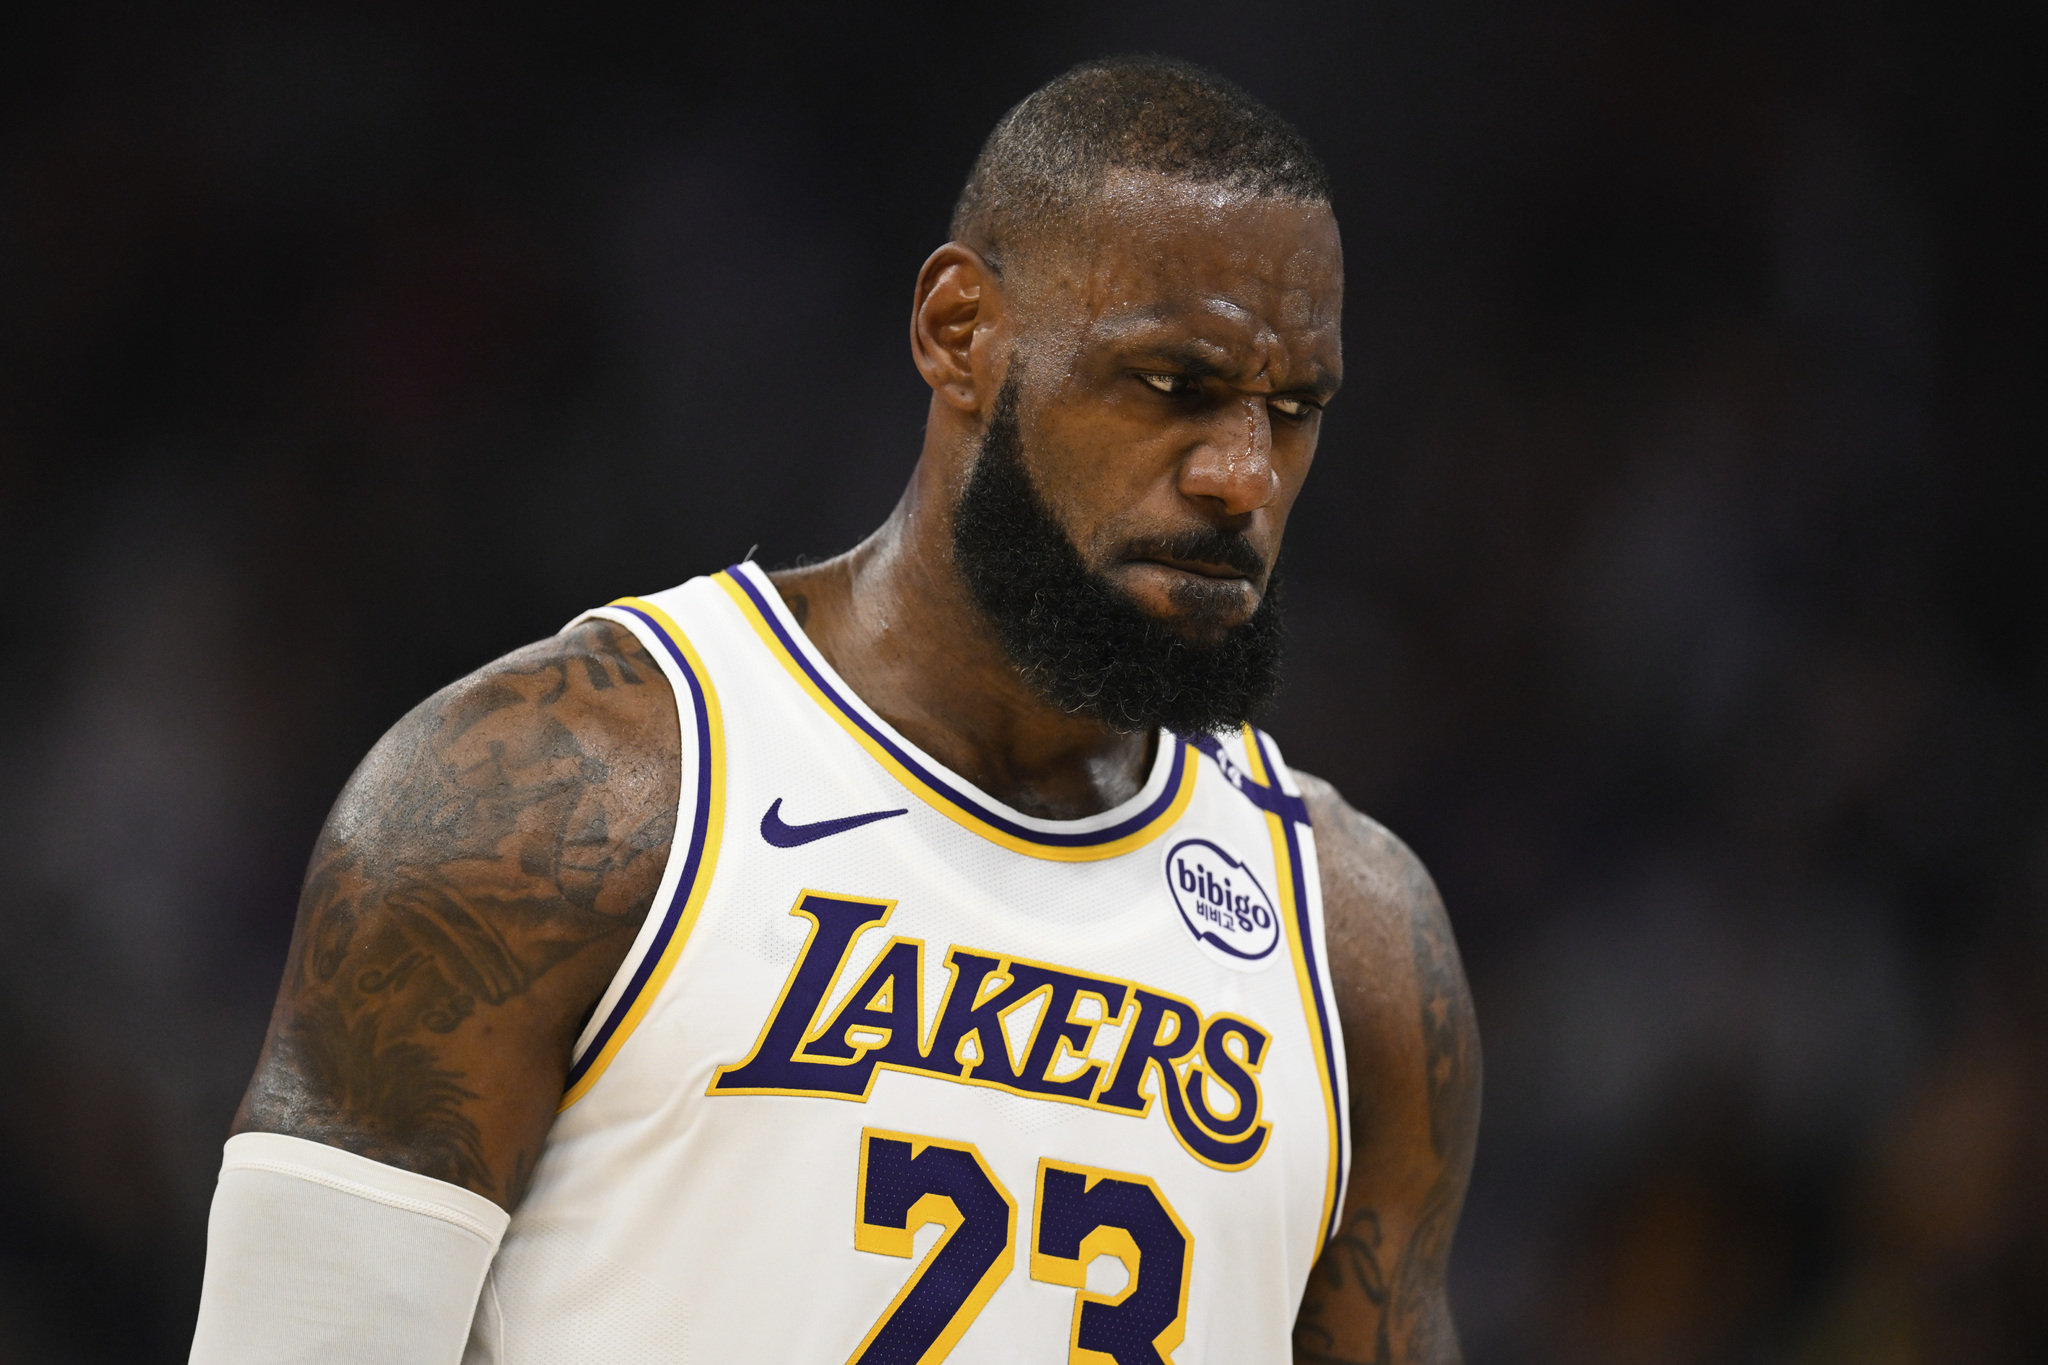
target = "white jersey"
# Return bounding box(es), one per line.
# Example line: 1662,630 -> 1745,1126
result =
464,562 -> 1350,1364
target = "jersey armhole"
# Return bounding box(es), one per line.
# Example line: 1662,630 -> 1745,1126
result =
556,598 -> 728,1110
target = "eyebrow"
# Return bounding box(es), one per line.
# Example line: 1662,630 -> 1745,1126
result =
1131,342 -> 1342,400
1140,343 -> 1231,377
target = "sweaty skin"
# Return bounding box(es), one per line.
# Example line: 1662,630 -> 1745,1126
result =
234,171 -> 1480,1363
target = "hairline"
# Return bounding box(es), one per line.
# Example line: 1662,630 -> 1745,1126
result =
960,171 -> 1336,282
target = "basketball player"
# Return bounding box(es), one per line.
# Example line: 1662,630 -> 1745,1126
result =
191,56 -> 1479,1364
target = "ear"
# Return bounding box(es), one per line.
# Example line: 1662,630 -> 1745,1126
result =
910,243 -> 1002,412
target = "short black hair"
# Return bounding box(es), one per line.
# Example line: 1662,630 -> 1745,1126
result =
949,55 -> 1330,270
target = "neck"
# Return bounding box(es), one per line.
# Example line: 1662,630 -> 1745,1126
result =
766,469 -> 1153,821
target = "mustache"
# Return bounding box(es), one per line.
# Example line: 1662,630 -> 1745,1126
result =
1119,527 -> 1268,580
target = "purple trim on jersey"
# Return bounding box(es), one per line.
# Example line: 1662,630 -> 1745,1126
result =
1183,731 -> 1312,826
1248,727 -> 1349,1246
722,564 -> 1189,850
563,603 -> 715,1091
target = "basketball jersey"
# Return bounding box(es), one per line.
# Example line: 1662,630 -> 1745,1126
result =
463,562 -> 1350,1364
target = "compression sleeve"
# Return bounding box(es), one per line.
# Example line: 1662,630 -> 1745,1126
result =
189,1132 -> 509,1365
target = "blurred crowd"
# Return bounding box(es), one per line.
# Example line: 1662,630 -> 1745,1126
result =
0,3 -> 2037,1361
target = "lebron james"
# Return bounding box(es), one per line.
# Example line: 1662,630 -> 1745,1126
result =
192,56 -> 1480,1365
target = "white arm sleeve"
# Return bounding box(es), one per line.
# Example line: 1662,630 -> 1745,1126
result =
189,1132 -> 509,1365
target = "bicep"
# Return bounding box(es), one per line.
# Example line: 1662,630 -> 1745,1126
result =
233,619 -> 680,1209
1294,780 -> 1481,1365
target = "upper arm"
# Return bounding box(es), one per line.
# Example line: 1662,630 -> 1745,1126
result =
1293,773 -> 1481,1365
232,616 -> 681,1210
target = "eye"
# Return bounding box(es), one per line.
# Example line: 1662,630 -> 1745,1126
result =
1268,395 -> 1318,419
1138,372 -> 1196,397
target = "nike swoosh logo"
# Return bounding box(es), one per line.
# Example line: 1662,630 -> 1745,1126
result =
760,797 -> 909,848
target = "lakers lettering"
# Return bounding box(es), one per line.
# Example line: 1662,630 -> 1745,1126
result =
711,891 -> 1273,1171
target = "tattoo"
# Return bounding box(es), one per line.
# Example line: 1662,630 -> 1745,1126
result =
1295,1208 -> 1393,1364
1411,871 -> 1477,1164
240,619 -> 677,1202
786,591 -> 809,626
1399,863 -> 1480,1361
270,995 -> 489,1187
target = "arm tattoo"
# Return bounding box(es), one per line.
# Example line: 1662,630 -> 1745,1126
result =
1295,810 -> 1481,1365
239,620 -> 676,1202
1398,861 -> 1482,1361
1296,1209 -> 1394,1365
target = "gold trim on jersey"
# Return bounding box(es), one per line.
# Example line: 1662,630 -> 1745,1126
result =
557,595 -> 728,1110
1242,724 -> 1346,1257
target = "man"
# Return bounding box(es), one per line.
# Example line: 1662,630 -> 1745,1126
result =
191,55 -> 1479,1364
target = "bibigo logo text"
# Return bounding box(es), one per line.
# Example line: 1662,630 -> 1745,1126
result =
1163,838 -> 1280,971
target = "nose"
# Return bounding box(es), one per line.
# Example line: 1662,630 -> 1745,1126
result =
1178,397 -> 1279,518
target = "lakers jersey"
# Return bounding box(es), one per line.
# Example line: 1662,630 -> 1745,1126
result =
463,563 -> 1350,1364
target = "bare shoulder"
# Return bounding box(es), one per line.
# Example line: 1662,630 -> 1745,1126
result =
1293,769 -> 1478,1153
1296,771 -> 1441,965
312,616 -> 683,947
1297,772 -> 1467,1096
235,617 -> 681,1208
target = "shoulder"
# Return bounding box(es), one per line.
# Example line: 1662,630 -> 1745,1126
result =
1293,770 -> 1479,1136
1295,772 -> 1454,1031
1294,770 -> 1441,953
325,615 -> 682,908
425,615 -> 678,760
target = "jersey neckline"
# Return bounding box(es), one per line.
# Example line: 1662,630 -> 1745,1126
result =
714,561 -> 1196,862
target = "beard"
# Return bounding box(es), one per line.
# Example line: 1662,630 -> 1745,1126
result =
950,373 -> 1286,735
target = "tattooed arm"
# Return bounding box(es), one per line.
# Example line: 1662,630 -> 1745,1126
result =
232,618 -> 681,1211
1292,775 -> 1482,1365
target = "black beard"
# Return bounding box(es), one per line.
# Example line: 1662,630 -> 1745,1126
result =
950,374 -> 1286,735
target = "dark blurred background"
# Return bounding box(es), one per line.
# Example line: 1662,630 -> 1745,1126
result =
1,1 -> 2039,1360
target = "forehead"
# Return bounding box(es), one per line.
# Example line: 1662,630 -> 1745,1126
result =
1032,171 -> 1344,367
